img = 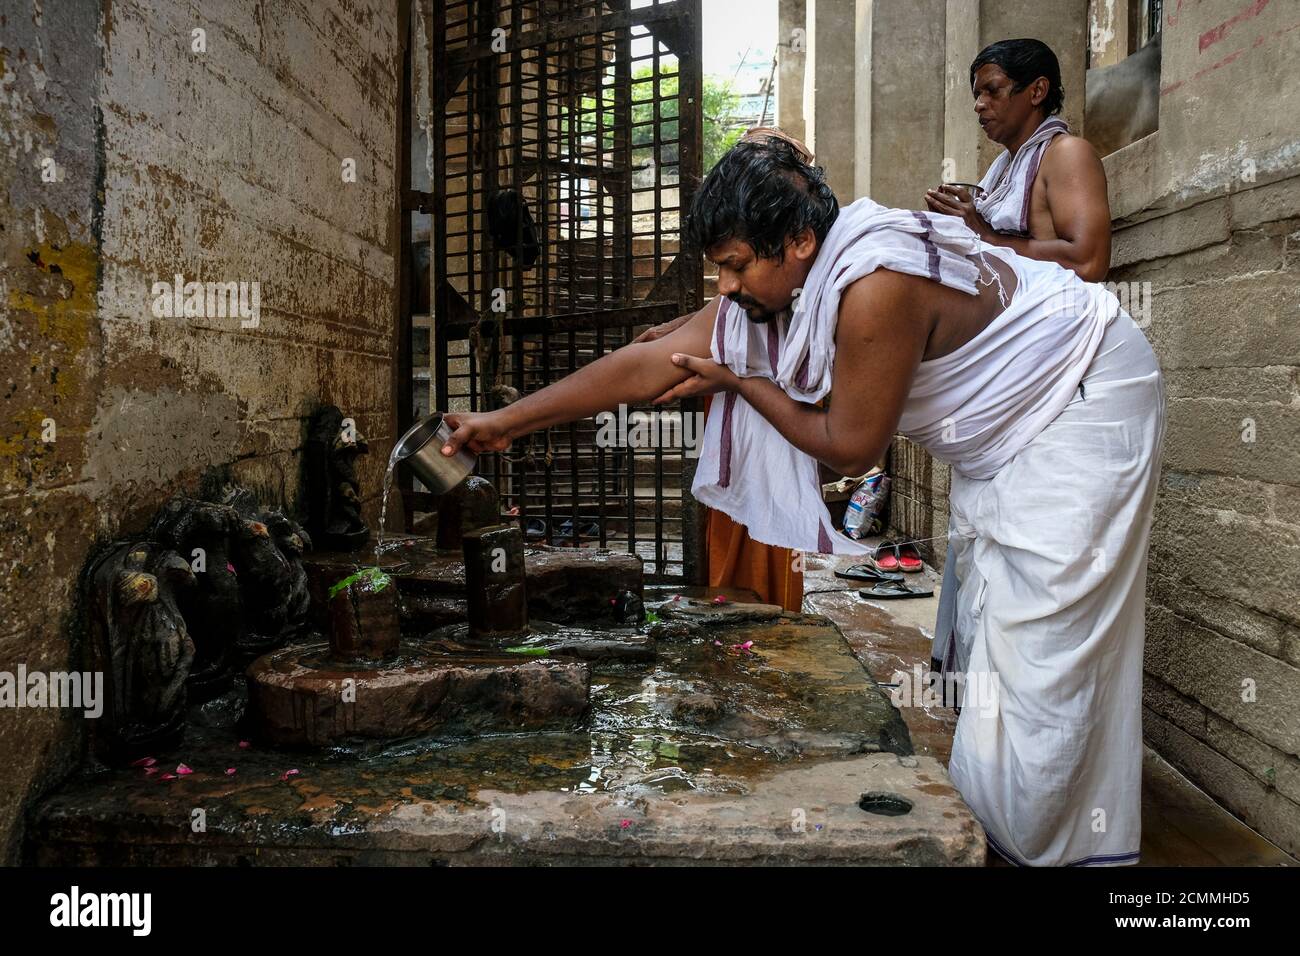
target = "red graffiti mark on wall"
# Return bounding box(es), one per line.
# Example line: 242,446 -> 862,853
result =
1162,19 -> 1300,96
1200,0 -> 1270,52
1166,0 -> 1187,28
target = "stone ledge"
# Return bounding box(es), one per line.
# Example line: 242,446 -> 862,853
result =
31,753 -> 984,866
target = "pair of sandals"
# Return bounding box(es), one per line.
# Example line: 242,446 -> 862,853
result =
833,540 -> 933,600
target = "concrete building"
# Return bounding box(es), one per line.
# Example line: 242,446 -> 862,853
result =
778,0 -> 1299,855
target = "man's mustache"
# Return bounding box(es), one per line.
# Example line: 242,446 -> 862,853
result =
727,293 -> 763,310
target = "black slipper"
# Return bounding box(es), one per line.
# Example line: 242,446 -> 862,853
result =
835,564 -> 905,584
859,581 -> 935,600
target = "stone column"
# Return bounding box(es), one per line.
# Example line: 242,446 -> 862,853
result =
776,0 -> 808,141
942,0 -> 1088,183
804,0 -> 860,199
853,0 -> 947,208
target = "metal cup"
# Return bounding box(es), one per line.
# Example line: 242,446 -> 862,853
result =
393,412 -> 476,494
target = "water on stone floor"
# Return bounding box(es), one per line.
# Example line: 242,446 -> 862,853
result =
38,598 -> 909,844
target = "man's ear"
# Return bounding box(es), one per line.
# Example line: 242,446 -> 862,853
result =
790,226 -> 817,262
1029,76 -> 1049,108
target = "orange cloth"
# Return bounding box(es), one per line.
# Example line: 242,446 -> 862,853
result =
701,392 -> 804,611
706,507 -> 804,611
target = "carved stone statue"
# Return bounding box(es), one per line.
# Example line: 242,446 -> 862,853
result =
149,496 -> 244,699
85,540 -> 196,763
231,510 -> 313,652
305,405 -> 370,550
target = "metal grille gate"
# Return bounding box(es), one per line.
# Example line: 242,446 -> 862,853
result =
428,0 -> 705,582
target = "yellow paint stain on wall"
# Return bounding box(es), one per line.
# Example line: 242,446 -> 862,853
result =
6,240 -> 98,390
1,241 -> 99,462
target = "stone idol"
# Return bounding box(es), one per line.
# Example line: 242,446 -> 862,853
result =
304,405 -> 370,551
84,540 -> 196,762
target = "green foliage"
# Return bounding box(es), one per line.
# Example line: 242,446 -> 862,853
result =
564,67 -> 745,174
702,78 -> 744,172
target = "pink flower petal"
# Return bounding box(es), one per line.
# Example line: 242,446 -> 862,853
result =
130,756 -> 157,768
225,768 -> 237,776
712,594 -> 729,604
620,819 -> 632,829
143,767 -> 159,776
159,773 -> 177,781
176,763 -> 194,775
280,769 -> 300,781
226,561 -> 237,574
238,740 -> 251,749
713,640 -> 723,646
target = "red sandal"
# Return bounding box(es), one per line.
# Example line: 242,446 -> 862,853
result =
873,541 -> 902,573
897,542 -> 923,573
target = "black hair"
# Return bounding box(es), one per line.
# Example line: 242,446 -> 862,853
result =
970,38 -> 1064,117
685,135 -> 839,261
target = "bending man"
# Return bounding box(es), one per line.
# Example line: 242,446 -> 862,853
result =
441,137 -> 1165,866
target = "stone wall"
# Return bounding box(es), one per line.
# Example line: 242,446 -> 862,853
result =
1109,0 -> 1300,853
0,0 -> 401,863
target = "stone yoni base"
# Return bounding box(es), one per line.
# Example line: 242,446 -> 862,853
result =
246,641 -> 590,746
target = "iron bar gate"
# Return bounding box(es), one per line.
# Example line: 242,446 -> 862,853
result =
427,0 -> 705,583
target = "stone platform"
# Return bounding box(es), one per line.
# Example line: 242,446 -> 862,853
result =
29,599 -> 983,866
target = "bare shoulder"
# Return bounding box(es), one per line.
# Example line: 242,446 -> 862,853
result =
1043,133 -> 1105,175
837,269 -> 935,342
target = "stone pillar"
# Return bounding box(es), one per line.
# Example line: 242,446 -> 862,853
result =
435,475 -> 500,550
1087,0 -> 1134,68
804,0 -> 859,199
853,0 -> 947,208
942,0 -> 1088,183
776,0 -> 807,141
462,524 -> 529,639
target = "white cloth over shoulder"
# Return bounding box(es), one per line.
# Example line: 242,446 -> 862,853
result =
691,198 -> 989,553
975,116 -> 1069,236
900,246 -> 1120,480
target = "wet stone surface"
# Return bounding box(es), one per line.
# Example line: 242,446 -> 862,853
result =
30,597 -> 983,865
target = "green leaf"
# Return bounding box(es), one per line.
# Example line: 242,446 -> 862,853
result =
328,566 -> 393,600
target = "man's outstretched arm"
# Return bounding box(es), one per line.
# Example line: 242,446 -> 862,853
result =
440,297 -> 720,455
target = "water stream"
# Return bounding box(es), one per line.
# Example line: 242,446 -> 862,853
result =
375,442 -> 401,555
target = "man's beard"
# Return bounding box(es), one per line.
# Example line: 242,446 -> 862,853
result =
729,294 -> 779,324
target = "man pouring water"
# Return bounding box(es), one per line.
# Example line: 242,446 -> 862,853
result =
439,134 -> 1165,866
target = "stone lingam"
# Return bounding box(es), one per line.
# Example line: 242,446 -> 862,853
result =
246,521 -> 594,747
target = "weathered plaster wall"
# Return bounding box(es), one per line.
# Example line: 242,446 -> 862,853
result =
0,0 -> 400,862
0,0 -> 105,869
1104,0 -> 1300,857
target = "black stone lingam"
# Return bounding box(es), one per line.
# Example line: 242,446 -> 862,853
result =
325,566 -> 401,662
435,476 -> 501,550
462,524 -> 529,639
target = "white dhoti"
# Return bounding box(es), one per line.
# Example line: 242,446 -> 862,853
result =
932,311 -> 1165,865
